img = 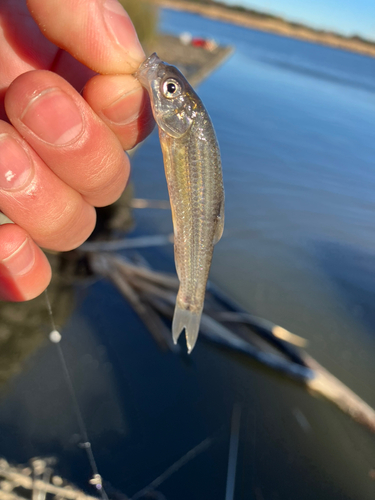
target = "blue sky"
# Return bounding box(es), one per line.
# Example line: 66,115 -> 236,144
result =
222,0 -> 375,41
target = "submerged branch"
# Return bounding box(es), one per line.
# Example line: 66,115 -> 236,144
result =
216,311 -> 308,347
131,437 -> 213,500
130,199 -> 170,209
91,254 -> 176,351
303,354 -> 375,434
86,249 -> 375,434
80,234 -> 173,253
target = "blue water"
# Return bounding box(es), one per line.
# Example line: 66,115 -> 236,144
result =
130,11 -> 375,497
0,9 -> 375,500
134,9 -> 375,394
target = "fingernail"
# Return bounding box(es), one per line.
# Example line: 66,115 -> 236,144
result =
21,89 -> 83,145
2,238 -> 35,276
103,0 -> 145,64
102,86 -> 145,124
0,134 -> 33,190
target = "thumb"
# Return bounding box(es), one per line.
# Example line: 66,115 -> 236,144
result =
26,0 -> 145,74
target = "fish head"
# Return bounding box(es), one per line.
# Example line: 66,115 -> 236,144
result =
135,53 -> 201,139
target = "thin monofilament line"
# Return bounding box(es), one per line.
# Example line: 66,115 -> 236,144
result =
45,289 -> 57,332
44,290 -> 109,500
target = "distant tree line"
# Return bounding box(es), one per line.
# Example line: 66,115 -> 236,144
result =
168,0 -> 375,46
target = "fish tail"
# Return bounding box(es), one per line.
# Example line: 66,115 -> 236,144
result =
172,303 -> 202,354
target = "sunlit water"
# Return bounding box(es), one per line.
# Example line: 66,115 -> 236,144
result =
0,9 -> 375,500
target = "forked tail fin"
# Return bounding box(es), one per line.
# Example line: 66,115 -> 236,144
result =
172,304 -> 202,353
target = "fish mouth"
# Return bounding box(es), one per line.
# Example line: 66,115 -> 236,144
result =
134,52 -> 162,89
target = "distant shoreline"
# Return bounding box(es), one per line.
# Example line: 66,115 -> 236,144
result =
151,0 -> 375,58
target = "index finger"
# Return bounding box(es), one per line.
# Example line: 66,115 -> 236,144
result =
27,0 -> 145,74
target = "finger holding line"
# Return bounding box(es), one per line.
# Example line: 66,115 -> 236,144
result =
0,0 -> 152,302
83,73 -> 155,151
5,70 -> 132,207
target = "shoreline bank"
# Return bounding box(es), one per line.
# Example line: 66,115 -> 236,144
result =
151,0 -> 375,58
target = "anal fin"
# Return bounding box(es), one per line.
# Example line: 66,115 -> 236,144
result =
213,199 -> 225,245
173,242 -> 182,280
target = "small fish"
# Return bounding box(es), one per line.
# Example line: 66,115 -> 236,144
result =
136,53 -> 224,353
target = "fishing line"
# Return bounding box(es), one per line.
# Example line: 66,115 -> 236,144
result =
44,290 -> 109,500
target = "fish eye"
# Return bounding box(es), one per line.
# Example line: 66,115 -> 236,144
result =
162,78 -> 181,98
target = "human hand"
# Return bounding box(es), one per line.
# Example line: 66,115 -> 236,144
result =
0,0 -> 154,301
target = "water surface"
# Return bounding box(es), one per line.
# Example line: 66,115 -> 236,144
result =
135,9 -> 375,397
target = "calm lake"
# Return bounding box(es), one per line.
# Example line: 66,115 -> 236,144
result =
1,8 -> 375,500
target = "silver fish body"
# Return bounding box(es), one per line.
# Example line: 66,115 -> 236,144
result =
136,53 -> 224,352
